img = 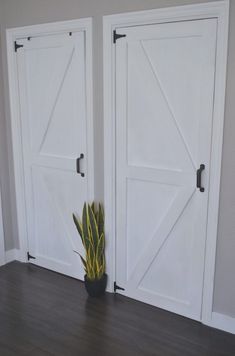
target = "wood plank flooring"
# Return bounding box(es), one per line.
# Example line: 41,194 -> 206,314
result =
0,262 -> 235,355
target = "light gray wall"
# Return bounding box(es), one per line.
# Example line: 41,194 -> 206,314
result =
0,0 -> 234,317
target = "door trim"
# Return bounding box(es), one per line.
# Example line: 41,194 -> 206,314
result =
103,1 -> 229,326
6,18 -> 94,263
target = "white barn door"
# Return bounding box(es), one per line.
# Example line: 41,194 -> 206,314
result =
115,19 -> 217,320
16,31 -> 92,279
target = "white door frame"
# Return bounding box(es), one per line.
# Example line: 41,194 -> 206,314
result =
0,184 -> 5,266
6,18 -> 94,263
103,1 -> 229,327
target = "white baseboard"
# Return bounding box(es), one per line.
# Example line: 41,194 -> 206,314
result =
208,312 -> 235,335
5,249 -> 21,263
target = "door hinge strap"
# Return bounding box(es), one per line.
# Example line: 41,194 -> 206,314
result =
113,30 -> 126,44
114,282 -> 125,292
27,252 -> 36,261
14,41 -> 24,52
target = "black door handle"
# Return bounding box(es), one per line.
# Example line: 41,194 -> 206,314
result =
76,154 -> 85,177
197,164 -> 205,192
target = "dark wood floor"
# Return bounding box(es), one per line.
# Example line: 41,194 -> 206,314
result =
0,262 -> 235,355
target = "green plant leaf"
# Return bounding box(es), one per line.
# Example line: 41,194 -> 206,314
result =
91,201 -> 96,214
101,254 -> 105,274
86,255 -> 94,279
96,232 -> 105,261
72,214 -> 83,237
79,254 -> 87,270
98,203 -> 104,237
88,204 -> 99,250
72,213 -> 85,246
89,261 -> 95,280
87,238 -> 95,262
82,203 -> 90,250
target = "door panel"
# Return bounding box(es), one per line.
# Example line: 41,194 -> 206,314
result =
127,40 -> 194,171
115,19 -> 217,320
126,179 -> 178,280
17,32 -> 89,279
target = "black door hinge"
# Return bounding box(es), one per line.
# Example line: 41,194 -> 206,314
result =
114,282 -> 125,292
113,30 -> 126,44
27,252 -> 36,261
14,41 -> 24,52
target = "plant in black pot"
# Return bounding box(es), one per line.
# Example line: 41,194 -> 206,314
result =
73,202 -> 107,297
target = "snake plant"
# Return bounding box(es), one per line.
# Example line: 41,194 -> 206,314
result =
73,202 -> 105,281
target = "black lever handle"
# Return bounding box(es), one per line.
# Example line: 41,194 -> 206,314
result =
197,164 -> 205,192
76,154 -> 85,177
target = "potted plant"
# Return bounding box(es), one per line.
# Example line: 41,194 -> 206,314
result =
73,202 -> 107,297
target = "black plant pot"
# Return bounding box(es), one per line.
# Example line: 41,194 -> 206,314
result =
84,273 -> 107,297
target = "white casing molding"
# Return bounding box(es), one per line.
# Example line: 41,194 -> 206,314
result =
103,0 -> 229,326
